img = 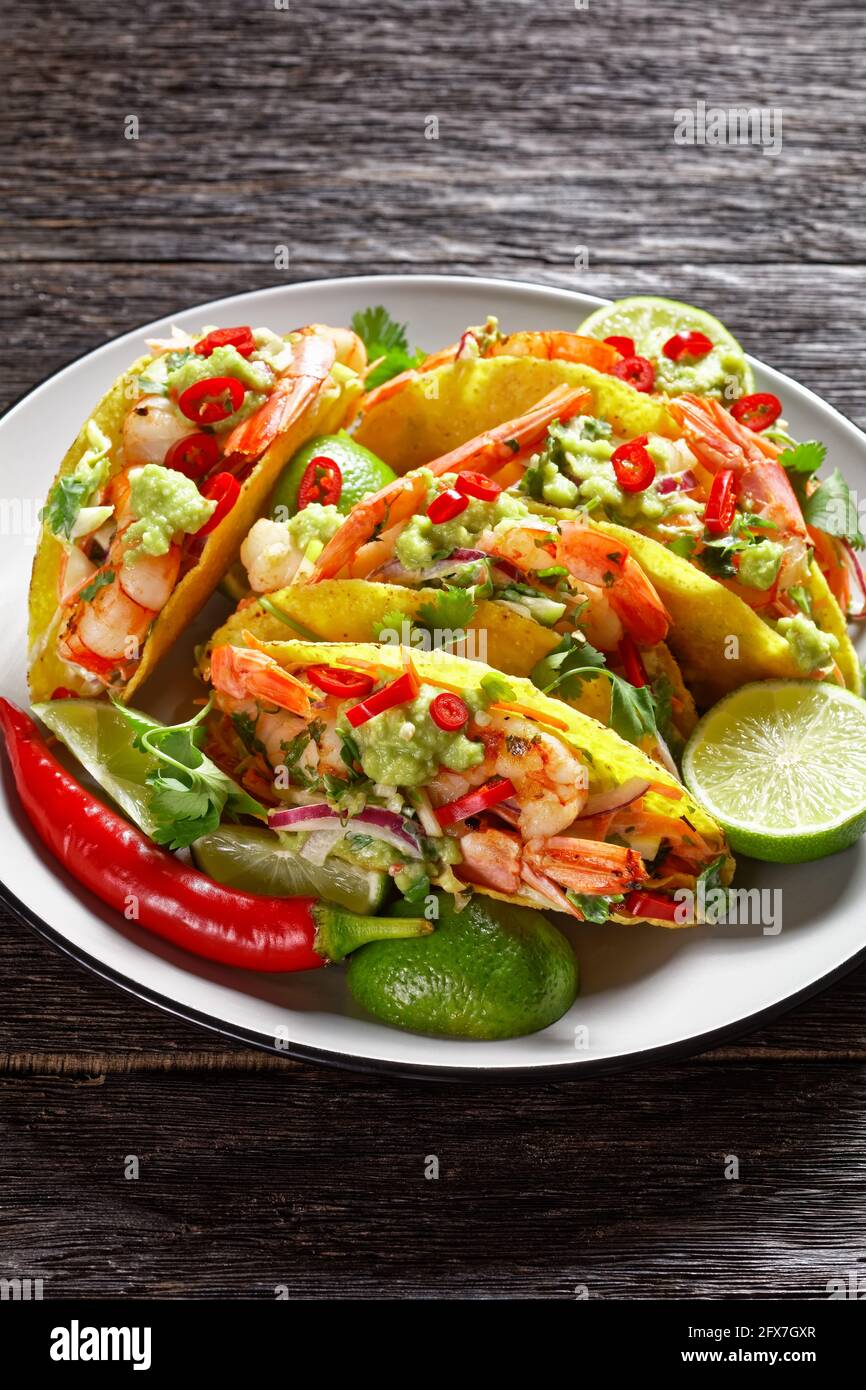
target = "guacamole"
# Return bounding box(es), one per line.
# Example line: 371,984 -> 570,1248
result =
166,344 -> 273,397
347,685 -> 484,787
395,471 -> 528,571
776,612 -> 839,673
284,502 -> 344,553
124,464 -> 215,558
737,539 -> 784,590
522,419 -> 704,529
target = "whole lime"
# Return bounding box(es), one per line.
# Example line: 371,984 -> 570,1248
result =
347,892 -> 578,1039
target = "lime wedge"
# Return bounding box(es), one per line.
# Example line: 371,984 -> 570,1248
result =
270,431 -> 396,519
577,295 -> 753,400
682,681 -> 866,862
191,825 -> 391,913
34,698 -> 162,835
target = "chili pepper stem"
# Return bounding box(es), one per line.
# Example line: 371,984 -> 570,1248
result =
312,905 -> 432,963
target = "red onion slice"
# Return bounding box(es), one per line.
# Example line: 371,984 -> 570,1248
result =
841,539 -> 866,619
581,777 -> 650,817
657,469 -> 697,495
267,803 -> 422,857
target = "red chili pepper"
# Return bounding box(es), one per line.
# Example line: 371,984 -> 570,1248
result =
603,335 -> 636,357
730,392 -> 782,432
435,777 -> 516,828
306,665 -> 375,699
611,436 -> 656,493
50,687 -> 77,700
427,489 -> 469,524
297,455 -> 343,509
429,692 -> 469,731
164,432 -> 220,480
195,471 -> 241,535
345,665 -> 421,728
0,700 -> 427,972
611,355 -> 655,393
704,468 -> 737,535
662,330 -> 713,361
194,326 -> 256,359
455,472 -> 502,502
178,376 -> 246,425
618,635 -> 647,688
622,889 -> 681,922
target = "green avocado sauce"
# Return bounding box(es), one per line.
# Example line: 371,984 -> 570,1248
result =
345,683 -> 484,787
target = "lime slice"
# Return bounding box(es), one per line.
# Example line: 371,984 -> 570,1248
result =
577,295 -> 753,400
682,681 -> 866,862
270,431 -> 396,519
34,698 -> 162,835
191,825 -> 391,913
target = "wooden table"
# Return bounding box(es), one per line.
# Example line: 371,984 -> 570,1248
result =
2,0 -> 865,1299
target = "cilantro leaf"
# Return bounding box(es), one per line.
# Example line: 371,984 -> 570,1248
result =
530,633 -> 658,746
697,854 -> 728,895
42,475 -> 91,539
566,892 -> 624,924
667,534 -> 697,561
351,306 -> 426,389
111,698 -> 266,850
374,607 -> 415,641
418,586 -> 478,632
779,440 -> 827,477
78,568 -> 115,603
802,468 -> 864,548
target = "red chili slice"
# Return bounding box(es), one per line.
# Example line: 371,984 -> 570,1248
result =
662,330 -> 713,361
195,471 -> 241,536
603,335 -> 635,357
345,666 -> 421,729
455,472 -> 502,502
429,692 -> 469,731
730,392 -> 782,432
704,468 -> 737,535
297,456 -> 343,509
194,326 -> 256,359
178,376 -> 246,426
618,635 -> 647,688
50,687 -> 77,700
306,665 -> 375,699
427,489 -> 469,524
435,777 -> 516,828
164,432 -> 220,480
611,436 -> 655,493
622,889 -> 680,922
611,355 -> 655,393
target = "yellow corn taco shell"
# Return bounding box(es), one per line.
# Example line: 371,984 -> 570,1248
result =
28,350 -> 362,704
355,355 -> 860,703
353,357 -> 674,474
198,578 -> 697,746
215,638 -> 731,927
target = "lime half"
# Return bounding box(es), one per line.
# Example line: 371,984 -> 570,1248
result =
192,825 -> 391,913
682,681 -> 866,862
578,295 -> 753,400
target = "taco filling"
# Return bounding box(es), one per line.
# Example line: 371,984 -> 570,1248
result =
202,639 -> 730,925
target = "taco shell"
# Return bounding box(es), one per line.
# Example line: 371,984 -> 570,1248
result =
354,354 -> 860,703
222,637 -> 732,927
199,577 -> 697,744
28,351 -> 363,704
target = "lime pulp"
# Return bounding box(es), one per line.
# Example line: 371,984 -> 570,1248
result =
270,431 -> 396,519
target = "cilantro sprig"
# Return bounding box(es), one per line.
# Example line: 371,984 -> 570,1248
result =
112,698 -> 266,850
351,306 -> 426,389
530,632 -> 660,746
780,440 -> 864,548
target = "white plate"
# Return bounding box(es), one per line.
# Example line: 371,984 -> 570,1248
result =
2,275 -> 865,1078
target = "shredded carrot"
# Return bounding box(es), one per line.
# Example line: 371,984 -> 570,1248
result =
489,700 -> 569,730
648,781 -> 683,801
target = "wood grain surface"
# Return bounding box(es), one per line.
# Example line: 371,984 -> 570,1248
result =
2,0 -> 865,1300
